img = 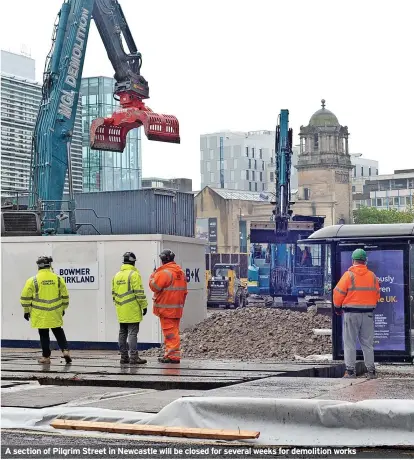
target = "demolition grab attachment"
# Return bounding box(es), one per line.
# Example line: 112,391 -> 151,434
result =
90,99 -> 180,152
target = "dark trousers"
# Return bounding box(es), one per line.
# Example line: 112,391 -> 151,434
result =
119,322 -> 140,357
38,328 -> 69,358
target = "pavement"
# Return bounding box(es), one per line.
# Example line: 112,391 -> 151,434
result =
1,348 -> 413,456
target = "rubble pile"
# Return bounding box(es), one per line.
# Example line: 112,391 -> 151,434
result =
142,307 -> 332,361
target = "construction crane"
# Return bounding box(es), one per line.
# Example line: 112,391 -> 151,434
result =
247,110 -> 326,306
1,0 -> 179,236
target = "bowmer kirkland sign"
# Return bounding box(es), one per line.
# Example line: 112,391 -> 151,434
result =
54,263 -> 99,290
340,249 -> 406,351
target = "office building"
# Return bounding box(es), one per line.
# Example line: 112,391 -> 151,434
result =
141,177 -> 192,192
353,169 -> 414,211
200,130 -> 298,193
350,153 -> 379,179
1,50 -> 83,196
81,76 -> 142,192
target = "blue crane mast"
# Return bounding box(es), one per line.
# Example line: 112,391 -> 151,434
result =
3,0 -> 180,236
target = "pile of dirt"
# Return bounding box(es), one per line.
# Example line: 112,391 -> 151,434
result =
141,307 -> 332,361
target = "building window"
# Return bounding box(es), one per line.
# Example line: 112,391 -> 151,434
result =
262,161 -> 265,170
270,157 -> 274,165
304,188 -> 310,200
246,147 -> 249,156
249,182 -> 252,191
259,149 -> 263,159
252,148 -> 255,158
406,196 -> 412,206
361,166 -> 364,176
200,150 -> 203,161
352,185 -> 356,192
248,159 -> 251,169
368,167 -> 371,176
353,166 -> 356,177
206,162 -> 211,172
210,149 -> 214,160
262,183 -> 265,191
230,170 -> 235,181
376,169 -> 378,175
260,171 -> 263,181
252,171 -> 255,181
234,159 -> 238,168
376,198 -> 382,207
246,170 -> 249,180
254,159 -> 257,169
255,182 -> 258,191
210,172 -> 215,182
314,134 -> 318,149
270,172 -> 274,182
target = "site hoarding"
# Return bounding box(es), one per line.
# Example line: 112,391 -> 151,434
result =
333,243 -> 411,361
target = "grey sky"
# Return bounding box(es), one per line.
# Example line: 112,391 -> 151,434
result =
1,0 -> 412,189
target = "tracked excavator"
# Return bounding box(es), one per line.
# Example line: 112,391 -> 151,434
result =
247,110 -> 326,307
1,0 -> 179,236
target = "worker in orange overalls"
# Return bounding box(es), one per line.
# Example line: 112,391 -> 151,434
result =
333,249 -> 380,380
149,249 -> 188,364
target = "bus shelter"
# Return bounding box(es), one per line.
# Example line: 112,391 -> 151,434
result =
301,224 -> 414,363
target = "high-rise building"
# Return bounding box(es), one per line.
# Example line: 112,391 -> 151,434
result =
141,177 -> 192,192
1,50 -> 83,196
81,76 -> 142,192
200,130 -> 298,193
350,153 -> 379,179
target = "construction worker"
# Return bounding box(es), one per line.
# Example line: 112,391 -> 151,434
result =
149,249 -> 188,364
20,256 -> 71,364
333,248 -> 380,379
112,252 -> 148,365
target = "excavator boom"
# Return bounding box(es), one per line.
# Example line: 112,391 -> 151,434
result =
90,0 -> 180,150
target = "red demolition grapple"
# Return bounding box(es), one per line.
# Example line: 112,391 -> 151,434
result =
90,98 -> 180,152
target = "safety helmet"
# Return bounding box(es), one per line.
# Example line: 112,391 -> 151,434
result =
123,252 -> 137,264
352,248 -> 367,261
159,249 -> 175,263
36,255 -> 53,268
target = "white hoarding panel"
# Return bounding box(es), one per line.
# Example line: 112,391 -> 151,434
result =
1,234 -> 206,348
54,263 -> 99,290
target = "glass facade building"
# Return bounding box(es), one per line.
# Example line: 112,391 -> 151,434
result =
81,76 -> 142,192
1,51 -> 83,196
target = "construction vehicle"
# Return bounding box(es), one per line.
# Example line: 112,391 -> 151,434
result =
248,110 -> 326,307
1,0 -> 179,237
207,263 -> 247,309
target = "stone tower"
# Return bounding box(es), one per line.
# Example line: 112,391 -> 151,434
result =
294,100 -> 353,226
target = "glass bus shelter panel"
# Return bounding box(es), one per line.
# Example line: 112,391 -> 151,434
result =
294,243 -> 324,292
410,245 -> 414,356
333,243 -> 411,362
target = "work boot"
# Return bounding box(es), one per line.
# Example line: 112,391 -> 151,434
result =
120,354 -> 130,364
130,355 -> 147,365
38,356 -> 51,364
342,370 -> 356,379
367,370 -> 377,380
158,357 -> 180,364
62,350 -> 72,364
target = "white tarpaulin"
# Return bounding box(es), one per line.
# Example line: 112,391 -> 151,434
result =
2,397 -> 413,446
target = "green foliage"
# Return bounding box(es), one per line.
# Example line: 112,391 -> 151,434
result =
353,206 -> 414,224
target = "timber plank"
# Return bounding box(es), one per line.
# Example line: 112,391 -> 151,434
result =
51,419 -> 260,440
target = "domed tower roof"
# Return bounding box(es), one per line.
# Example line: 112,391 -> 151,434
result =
309,99 -> 339,127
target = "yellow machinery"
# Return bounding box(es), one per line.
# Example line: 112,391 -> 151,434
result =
207,263 -> 247,309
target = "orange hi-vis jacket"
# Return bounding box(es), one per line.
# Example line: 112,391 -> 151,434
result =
333,264 -> 380,313
149,262 -> 188,319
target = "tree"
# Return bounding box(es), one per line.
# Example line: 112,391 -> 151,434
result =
353,206 -> 414,224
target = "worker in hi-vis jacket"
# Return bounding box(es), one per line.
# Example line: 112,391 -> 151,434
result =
149,249 -> 188,364
20,256 -> 72,364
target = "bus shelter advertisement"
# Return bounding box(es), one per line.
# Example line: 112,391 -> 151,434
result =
340,249 -> 406,351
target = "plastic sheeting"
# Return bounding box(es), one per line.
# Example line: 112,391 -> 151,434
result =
2,397 -> 414,446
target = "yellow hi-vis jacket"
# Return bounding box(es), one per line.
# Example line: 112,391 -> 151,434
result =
20,269 -> 69,329
112,264 -> 148,323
